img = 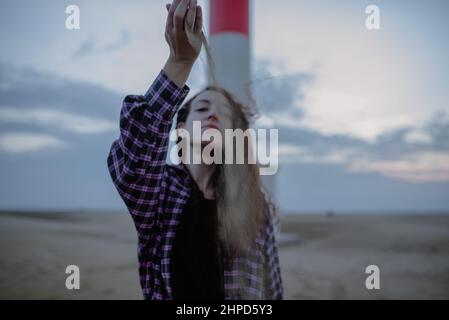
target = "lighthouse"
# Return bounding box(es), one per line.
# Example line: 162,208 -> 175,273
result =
208,0 -> 277,206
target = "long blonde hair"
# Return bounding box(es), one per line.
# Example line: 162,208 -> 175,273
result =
176,86 -> 276,260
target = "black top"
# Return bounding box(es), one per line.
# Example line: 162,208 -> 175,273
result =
170,182 -> 225,300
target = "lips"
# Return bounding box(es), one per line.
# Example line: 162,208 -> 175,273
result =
203,123 -> 219,130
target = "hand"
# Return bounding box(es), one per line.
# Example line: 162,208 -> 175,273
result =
165,0 -> 203,66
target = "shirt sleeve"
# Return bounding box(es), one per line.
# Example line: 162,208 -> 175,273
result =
263,210 -> 284,299
107,70 -> 190,237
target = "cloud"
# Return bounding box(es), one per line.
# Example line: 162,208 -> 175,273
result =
0,132 -> 68,154
277,141 -> 449,183
104,28 -> 130,51
278,144 -> 357,165
252,58 -> 313,114
253,1 -> 449,142
0,107 -> 115,134
424,111 -> 449,150
0,63 -> 122,159
349,152 -> 449,183
249,57 -> 449,183
251,58 -> 313,131
22,0 -> 171,94
403,129 -> 433,145
274,109 -> 449,183
73,37 -> 95,59
0,63 -> 123,118
73,28 -> 130,59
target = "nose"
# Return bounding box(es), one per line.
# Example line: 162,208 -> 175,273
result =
207,108 -> 218,122
208,114 -> 218,122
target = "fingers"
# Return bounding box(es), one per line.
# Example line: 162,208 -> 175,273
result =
166,0 -> 181,31
185,0 -> 197,32
174,0 -> 190,34
193,5 -> 202,34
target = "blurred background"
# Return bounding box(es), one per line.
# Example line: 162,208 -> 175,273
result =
0,0 -> 448,299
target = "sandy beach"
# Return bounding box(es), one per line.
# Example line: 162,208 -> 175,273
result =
1,211 -> 448,299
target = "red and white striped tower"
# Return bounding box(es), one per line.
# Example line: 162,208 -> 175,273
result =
208,0 -> 250,103
208,0 -> 277,205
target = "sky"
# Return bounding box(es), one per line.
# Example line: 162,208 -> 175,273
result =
0,0 -> 448,213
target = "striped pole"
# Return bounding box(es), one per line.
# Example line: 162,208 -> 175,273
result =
208,0 -> 277,207
208,0 -> 250,103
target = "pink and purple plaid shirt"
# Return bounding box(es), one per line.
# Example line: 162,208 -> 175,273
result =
107,70 -> 283,300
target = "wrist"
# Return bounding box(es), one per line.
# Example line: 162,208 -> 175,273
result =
166,56 -> 195,69
163,57 -> 194,89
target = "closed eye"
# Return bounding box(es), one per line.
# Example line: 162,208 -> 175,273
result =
197,107 -> 208,112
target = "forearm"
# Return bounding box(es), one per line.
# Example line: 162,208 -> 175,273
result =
109,70 -> 190,183
107,69 -> 190,236
163,57 -> 194,89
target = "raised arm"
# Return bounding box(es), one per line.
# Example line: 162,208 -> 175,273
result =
107,0 -> 203,237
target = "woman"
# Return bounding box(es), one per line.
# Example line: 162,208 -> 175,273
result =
107,0 -> 283,300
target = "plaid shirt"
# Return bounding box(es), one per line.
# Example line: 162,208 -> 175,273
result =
107,70 -> 283,300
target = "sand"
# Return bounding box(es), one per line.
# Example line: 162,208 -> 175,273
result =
0,211 -> 448,299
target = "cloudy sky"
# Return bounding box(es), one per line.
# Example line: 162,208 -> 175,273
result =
0,0 -> 448,213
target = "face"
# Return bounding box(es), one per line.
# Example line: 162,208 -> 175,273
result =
177,90 -> 233,146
